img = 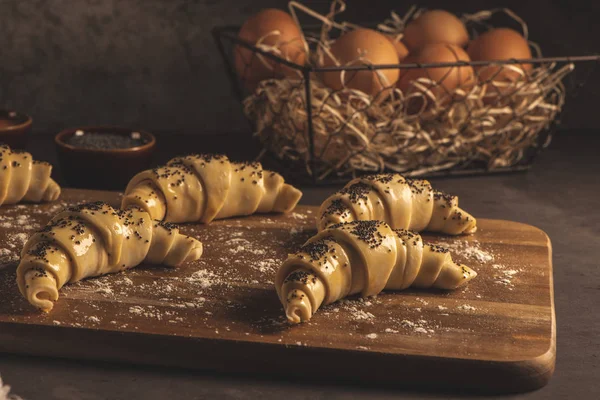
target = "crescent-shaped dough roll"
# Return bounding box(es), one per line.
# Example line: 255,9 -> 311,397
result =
318,173 -> 476,235
275,220 -> 476,324
16,202 -> 203,312
0,144 -> 61,206
121,154 -> 302,223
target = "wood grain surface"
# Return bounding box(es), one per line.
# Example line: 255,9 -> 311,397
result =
0,189 -> 555,393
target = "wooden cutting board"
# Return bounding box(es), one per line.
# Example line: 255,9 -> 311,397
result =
0,189 -> 555,393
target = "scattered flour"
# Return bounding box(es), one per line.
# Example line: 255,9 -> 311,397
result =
0,202 -> 69,267
12,233 -> 28,247
252,258 -> 278,274
128,305 -> 165,320
457,304 -> 477,311
436,239 -> 494,264
1,232 -> 31,266
400,319 -> 436,334
230,245 -> 266,255
90,279 -> 115,295
352,310 -> 375,321
129,306 -> 144,315
335,298 -> 378,322
184,298 -> 206,308
185,269 -> 221,289
1,204 -> 474,342
0,214 -> 36,230
492,264 -> 520,289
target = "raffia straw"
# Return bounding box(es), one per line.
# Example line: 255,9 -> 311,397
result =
242,1 -> 573,180
377,5 -> 418,39
462,8 -> 529,39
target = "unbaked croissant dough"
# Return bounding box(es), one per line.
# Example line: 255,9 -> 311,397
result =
121,154 -> 302,223
275,220 -> 476,323
17,202 -> 203,312
0,144 -> 60,206
318,173 -> 476,234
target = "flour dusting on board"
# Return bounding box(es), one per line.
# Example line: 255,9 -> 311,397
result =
0,195 -> 538,357
15,201 -> 315,332
435,239 -> 494,264
0,201 -> 70,268
492,263 -> 521,289
185,269 -> 222,288
341,298 -> 376,322
0,233 -> 30,266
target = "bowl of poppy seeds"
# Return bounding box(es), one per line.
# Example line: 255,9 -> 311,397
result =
55,127 -> 156,190
0,109 -> 32,149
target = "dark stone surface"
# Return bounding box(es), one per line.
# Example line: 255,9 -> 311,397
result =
0,0 -> 598,135
0,130 -> 599,399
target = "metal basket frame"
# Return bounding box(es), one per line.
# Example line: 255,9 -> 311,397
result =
213,25 -> 600,185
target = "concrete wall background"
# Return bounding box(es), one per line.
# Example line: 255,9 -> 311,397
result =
0,0 -> 597,135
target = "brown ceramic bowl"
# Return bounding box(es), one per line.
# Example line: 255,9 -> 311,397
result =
0,109 -> 31,149
55,126 -> 156,190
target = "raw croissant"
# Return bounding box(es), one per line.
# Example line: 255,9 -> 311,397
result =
17,202 -> 203,312
122,154 -> 302,223
318,173 -> 476,234
0,144 -> 60,206
275,220 -> 476,323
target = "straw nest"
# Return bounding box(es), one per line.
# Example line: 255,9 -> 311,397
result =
242,2 -> 573,180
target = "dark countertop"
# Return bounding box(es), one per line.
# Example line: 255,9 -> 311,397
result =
1,130 -> 599,400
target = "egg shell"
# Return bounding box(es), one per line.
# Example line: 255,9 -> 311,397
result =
403,10 -> 469,51
321,28 -> 400,96
467,28 -> 533,85
386,35 -> 410,61
398,43 -> 474,95
234,9 -> 306,91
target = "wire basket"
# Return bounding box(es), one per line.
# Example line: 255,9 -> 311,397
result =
213,4 -> 600,185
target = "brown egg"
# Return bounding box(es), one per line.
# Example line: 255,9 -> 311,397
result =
386,35 -> 410,61
234,9 -> 307,91
321,28 -> 400,96
398,43 -> 474,96
467,28 -> 532,88
403,10 -> 469,51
